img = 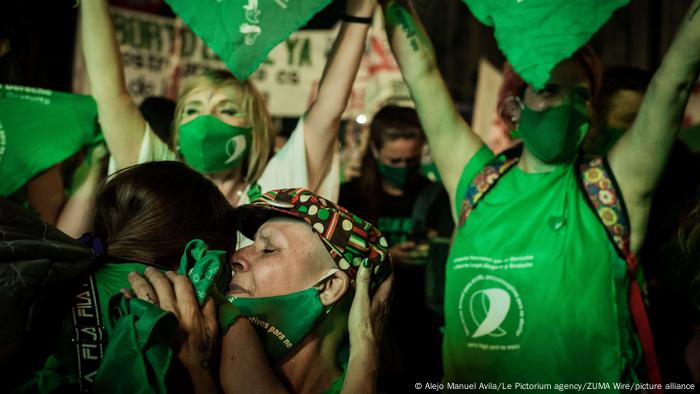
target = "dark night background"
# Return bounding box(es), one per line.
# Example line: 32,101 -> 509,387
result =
0,0 -> 694,114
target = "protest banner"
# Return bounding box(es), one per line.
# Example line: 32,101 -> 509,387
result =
73,7 -> 408,119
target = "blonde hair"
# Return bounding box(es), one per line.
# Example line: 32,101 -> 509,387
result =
173,70 -> 275,184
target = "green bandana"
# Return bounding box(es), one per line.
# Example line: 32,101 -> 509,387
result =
377,162 -> 420,189
177,239 -> 229,303
227,269 -> 337,361
462,0 -> 628,89
177,239 -> 242,333
164,0 -> 332,80
517,99 -> 590,163
179,115 -> 252,173
0,84 -> 101,196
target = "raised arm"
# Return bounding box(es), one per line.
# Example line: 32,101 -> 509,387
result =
80,0 -> 147,169
609,0 -> 700,252
56,144 -> 108,237
380,0 -> 483,201
303,0 -> 375,191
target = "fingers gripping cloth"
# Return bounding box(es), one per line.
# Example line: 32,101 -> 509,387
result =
178,239 -> 241,332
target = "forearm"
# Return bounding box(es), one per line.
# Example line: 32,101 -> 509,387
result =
613,0 -> 700,196
80,0 -> 129,100
341,340 -> 379,394
304,1 -> 375,191
636,0 -> 700,136
80,0 -> 146,168
382,0 -> 438,83
638,0 -> 700,140
625,68 -> 697,182
56,165 -> 103,238
189,369 -> 219,394
381,0 -> 482,197
311,1 -> 374,121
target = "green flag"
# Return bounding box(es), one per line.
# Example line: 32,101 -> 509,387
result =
165,0 -> 332,80
463,0 -> 628,89
0,84 -> 100,196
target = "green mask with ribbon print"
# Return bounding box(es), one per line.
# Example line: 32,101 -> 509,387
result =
179,115 -> 252,173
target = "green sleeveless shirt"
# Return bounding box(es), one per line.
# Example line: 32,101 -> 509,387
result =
443,147 -> 639,388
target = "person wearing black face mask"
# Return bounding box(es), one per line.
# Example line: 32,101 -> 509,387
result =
340,105 -> 454,390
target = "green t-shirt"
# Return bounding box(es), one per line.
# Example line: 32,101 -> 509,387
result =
443,146 -> 638,387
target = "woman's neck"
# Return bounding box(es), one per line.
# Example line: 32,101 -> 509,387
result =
278,331 -> 343,393
205,166 -> 245,206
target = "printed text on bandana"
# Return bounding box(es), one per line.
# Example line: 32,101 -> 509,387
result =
249,316 -> 293,348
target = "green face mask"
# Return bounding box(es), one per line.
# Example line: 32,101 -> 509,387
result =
517,99 -> 590,163
227,269 -> 338,362
377,161 -> 420,189
179,115 -> 252,173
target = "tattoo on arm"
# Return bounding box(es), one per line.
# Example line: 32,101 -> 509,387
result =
198,328 -> 212,370
387,3 -> 420,51
690,1 -> 700,21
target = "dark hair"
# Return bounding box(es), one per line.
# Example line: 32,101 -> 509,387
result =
598,66 -> 653,99
582,66 -> 653,153
93,161 -> 236,269
357,106 -> 425,220
368,106 -> 424,150
594,65 -> 653,126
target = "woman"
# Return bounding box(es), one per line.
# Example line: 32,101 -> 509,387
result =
340,105 -> 452,260
58,0 -> 376,237
380,0 -> 700,386
17,162 -> 390,393
339,105 -> 452,386
127,189 -> 395,393
16,161 -> 237,393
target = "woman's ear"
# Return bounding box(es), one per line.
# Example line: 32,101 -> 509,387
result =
500,95 -> 523,130
318,270 -> 350,307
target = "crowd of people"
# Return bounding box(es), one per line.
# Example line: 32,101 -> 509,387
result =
2,0 -> 700,392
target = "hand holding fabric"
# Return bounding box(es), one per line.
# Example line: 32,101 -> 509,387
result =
127,268 -> 218,394
348,259 -> 393,348
343,259 -> 393,393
